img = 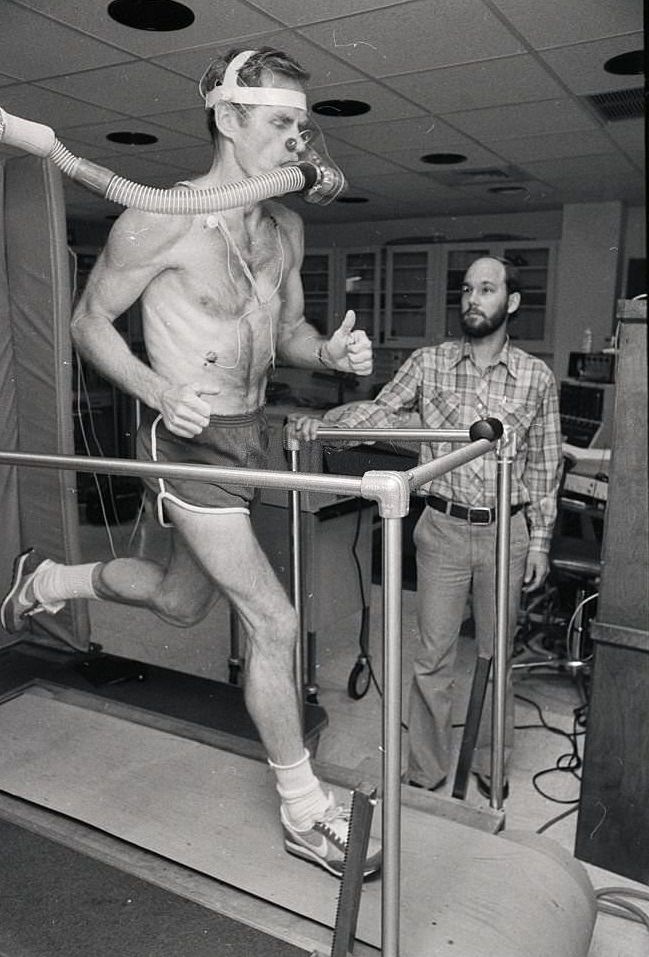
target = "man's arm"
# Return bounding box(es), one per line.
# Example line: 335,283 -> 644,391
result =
290,350 -> 424,443
71,209 -> 215,437
275,212 -> 372,376
522,371 -> 563,590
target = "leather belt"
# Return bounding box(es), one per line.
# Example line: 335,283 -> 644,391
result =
426,494 -> 524,525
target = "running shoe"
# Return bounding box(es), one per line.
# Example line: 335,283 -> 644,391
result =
281,793 -> 382,878
0,548 -> 49,634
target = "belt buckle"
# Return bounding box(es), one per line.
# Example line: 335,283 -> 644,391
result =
468,507 -> 491,525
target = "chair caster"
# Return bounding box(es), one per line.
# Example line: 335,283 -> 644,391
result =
347,657 -> 371,700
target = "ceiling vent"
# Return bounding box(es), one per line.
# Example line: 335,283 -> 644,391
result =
584,87 -> 645,122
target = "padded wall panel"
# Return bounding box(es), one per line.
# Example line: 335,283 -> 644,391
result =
0,162 -> 22,625
3,154 -> 89,649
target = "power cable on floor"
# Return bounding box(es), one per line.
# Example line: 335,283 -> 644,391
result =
595,887 -> 649,935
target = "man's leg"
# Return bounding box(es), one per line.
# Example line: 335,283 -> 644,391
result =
407,509 -> 472,789
163,503 -> 381,878
1,531 -> 219,633
471,512 -> 530,779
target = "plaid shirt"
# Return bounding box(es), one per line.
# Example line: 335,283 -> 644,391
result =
324,337 -> 563,553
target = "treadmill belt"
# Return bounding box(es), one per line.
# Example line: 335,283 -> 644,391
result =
0,818 -> 309,957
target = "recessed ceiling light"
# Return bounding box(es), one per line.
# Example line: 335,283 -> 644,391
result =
488,185 -> 528,195
312,100 -> 371,117
336,196 -> 369,204
106,131 -> 159,145
421,152 -> 467,165
107,0 -> 194,31
604,50 -> 644,76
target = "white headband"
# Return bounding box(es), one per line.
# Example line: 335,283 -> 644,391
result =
204,50 -> 307,112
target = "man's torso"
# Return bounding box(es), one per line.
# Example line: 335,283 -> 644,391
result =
140,202 -> 292,414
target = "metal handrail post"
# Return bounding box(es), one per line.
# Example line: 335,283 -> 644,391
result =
491,429 -> 515,811
382,513 -> 403,957
287,440 -> 305,722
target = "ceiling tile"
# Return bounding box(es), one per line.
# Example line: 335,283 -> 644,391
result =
41,61 -> 199,118
447,98 -> 598,142
539,34 -> 645,94
522,153 -> 644,199
604,118 -> 645,165
12,0 -> 281,57
492,128 -> 615,164
246,0 -> 415,27
386,55 -> 566,114
1,83 -> 123,130
489,0 -> 643,49
328,115 -> 458,152
299,0 -> 524,78
60,118 -> 204,155
0,2 -> 134,79
147,107 -> 210,141
337,152 -> 412,179
384,143 -> 506,174
154,30 -> 366,91
308,81 -> 426,127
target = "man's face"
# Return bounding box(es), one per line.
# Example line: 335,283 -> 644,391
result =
228,74 -> 311,176
460,258 -> 517,339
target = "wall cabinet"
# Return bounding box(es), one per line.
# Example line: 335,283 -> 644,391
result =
302,247 -> 381,340
383,245 -> 438,347
305,241 -> 558,360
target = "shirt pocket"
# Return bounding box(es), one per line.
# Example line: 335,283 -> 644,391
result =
497,397 -> 537,445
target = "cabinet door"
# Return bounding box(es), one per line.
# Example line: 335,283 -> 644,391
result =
302,249 -> 335,336
384,246 -> 435,346
501,243 -> 556,351
339,247 -> 382,341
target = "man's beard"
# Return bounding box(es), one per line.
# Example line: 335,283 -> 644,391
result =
460,304 -> 509,339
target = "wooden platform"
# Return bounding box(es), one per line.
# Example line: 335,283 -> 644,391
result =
0,685 -> 597,956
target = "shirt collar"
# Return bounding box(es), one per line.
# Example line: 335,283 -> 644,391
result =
450,336 -> 519,378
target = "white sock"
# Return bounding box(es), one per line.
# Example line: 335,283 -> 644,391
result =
27,560 -> 101,614
269,749 -> 330,830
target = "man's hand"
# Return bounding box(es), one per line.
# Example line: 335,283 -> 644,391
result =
287,414 -> 327,444
159,383 -> 220,437
523,549 -> 550,592
322,310 -> 372,376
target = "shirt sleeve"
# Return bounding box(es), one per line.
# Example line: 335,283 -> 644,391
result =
524,370 -> 563,553
323,351 -> 423,433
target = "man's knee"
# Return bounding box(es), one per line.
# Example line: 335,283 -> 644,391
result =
156,592 -> 212,628
248,602 -> 298,653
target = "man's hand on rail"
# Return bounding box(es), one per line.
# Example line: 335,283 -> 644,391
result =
323,311 -> 373,376
287,414 -> 330,443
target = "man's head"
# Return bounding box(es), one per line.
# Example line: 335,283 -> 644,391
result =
460,257 -> 521,340
200,48 -> 311,161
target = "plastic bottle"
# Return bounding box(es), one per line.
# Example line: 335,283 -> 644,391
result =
581,328 -> 593,353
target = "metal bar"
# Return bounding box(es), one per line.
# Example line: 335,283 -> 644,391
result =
452,655 -> 492,800
315,428 -> 470,443
0,450 -> 363,498
406,438 -> 496,490
330,783 -> 377,957
491,452 -> 512,811
288,448 -> 305,719
382,515 -> 403,957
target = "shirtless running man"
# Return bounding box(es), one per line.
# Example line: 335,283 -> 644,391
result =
1,47 -> 380,878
